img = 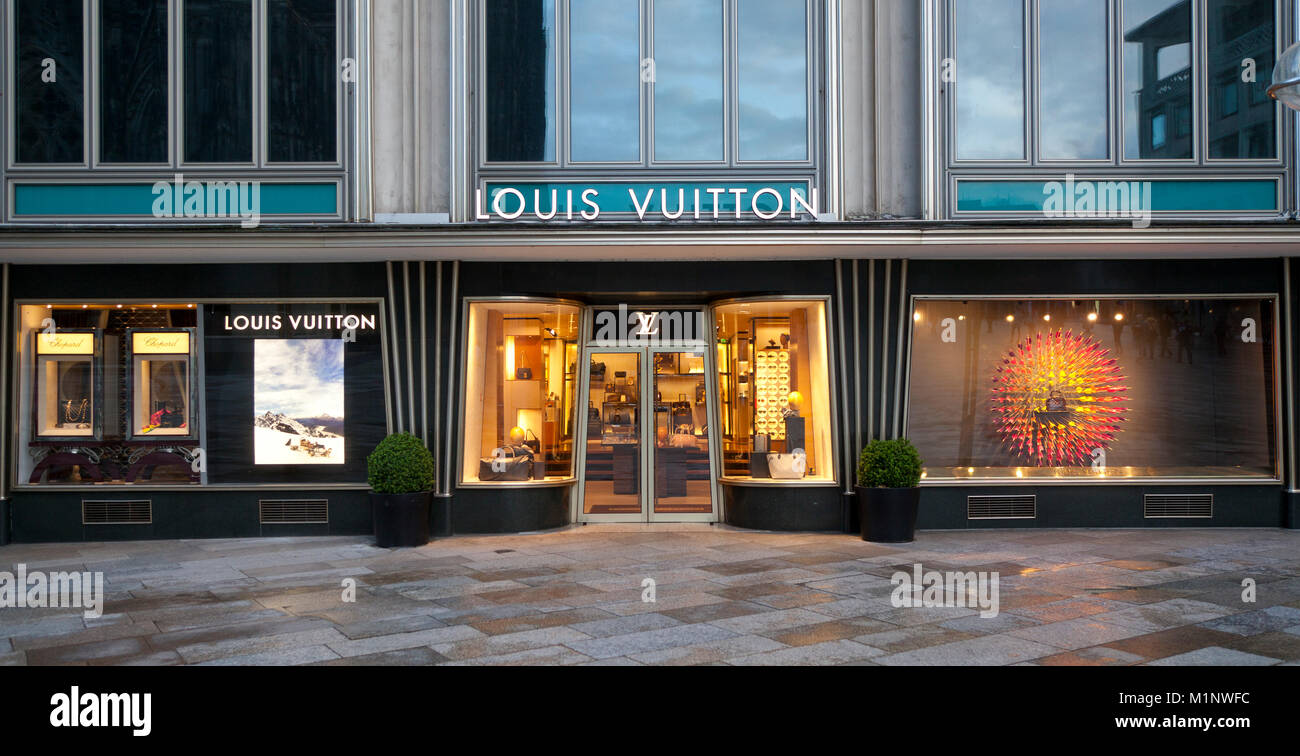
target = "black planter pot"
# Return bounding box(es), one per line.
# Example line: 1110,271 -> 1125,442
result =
856,486 -> 920,543
371,491 -> 431,548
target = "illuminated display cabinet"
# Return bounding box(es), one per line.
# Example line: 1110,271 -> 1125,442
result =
32,329 -> 102,442
125,328 -> 198,442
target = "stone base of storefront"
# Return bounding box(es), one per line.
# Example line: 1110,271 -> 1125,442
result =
722,482 -> 844,532
6,489 -> 373,543
442,485 -> 571,534
916,485 -> 1286,529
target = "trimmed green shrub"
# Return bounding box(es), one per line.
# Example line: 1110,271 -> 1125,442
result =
367,433 -> 435,494
856,439 -> 923,489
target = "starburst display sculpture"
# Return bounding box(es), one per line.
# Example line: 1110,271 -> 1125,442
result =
991,330 -> 1129,466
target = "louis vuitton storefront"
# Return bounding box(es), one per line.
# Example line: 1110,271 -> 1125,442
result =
442,259 -> 848,534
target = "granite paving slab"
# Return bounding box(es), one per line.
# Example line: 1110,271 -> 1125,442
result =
2,526 -> 1297,665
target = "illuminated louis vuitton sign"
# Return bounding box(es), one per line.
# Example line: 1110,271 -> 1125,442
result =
479,182 -> 819,222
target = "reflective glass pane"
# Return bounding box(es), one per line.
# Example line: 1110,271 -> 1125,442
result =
954,0 -> 1024,160
738,0 -> 808,161
1039,0 -> 1108,160
267,0 -> 337,162
101,0 -> 168,163
653,350 -> 713,514
1206,0 -> 1276,159
184,0 -> 253,163
16,0 -> 84,163
461,302 -> 581,484
570,0 -> 640,162
485,0 -> 556,162
583,352 -> 643,514
715,301 -> 834,482
1124,0 -> 1193,159
653,0 -> 723,161
906,298 -> 1277,480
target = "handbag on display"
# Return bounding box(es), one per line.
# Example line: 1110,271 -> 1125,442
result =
591,361 -> 606,377
516,367 -> 533,380
766,451 -> 807,480
479,446 -> 534,481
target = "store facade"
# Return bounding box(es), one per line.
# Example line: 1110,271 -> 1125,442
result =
3,0 -> 1300,544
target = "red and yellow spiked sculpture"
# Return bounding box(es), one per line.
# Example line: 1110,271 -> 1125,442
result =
991,329 -> 1129,466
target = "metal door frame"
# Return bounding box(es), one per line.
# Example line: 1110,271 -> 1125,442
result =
574,314 -> 720,523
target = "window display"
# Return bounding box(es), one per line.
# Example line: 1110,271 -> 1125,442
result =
715,299 -> 835,482
33,330 -> 100,440
906,297 -> 1279,480
126,329 -> 195,440
16,301 -> 386,487
19,305 -> 196,485
203,302 -> 384,485
461,300 -> 581,484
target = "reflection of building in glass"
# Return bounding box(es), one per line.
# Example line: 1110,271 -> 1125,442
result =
1206,0 -> 1276,158
1125,1 -> 1193,159
485,0 -> 550,161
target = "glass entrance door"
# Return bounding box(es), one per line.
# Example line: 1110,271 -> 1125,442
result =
579,347 -> 716,521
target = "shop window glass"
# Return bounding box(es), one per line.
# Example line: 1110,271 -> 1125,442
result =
1206,0 -> 1275,159
484,0 -> 556,162
715,300 -> 834,483
479,0 -> 815,168
183,0 -> 253,163
737,0 -> 808,161
101,0 -> 169,163
267,0 -> 337,163
461,301 -> 581,484
1039,0 -> 1108,160
1123,1 -> 1193,159
954,0 -> 1024,160
569,0 -> 640,162
18,304 -> 198,485
906,298 -> 1278,480
15,0 -> 85,163
653,0 -> 724,161
16,301 -> 386,487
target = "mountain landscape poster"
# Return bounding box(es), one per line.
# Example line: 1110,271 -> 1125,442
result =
253,339 -> 345,465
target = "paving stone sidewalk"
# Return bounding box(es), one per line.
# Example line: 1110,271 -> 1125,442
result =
2,525 -> 1300,666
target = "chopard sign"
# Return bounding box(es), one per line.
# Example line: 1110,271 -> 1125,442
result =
132,332 -> 190,354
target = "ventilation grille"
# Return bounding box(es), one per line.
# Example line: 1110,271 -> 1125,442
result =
1144,494 -> 1212,518
967,495 -> 1036,520
83,500 -> 152,525
260,499 -> 329,524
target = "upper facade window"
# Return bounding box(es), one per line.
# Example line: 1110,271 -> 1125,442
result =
5,0 -> 348,223
937,0 -> 1287,219
473,0 -> 822,220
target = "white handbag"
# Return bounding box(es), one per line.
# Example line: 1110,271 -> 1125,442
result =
766,451 -> 807,479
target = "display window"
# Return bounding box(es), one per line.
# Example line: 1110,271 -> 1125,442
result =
906,297 -> 1279,480
714,299 -> 835,483
16,300 -> 387,487
460,300 -> 581,484
126,329 -> 196,440
32,329 -> 102,441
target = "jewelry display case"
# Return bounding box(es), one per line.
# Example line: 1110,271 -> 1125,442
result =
125,328 -> 198,442
32,329 -> 102,442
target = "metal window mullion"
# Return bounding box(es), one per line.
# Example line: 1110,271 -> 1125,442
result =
642,0 -> 649,168
255,0 -> 265,168
89,0 -> 100,168
559,0 -> 569,168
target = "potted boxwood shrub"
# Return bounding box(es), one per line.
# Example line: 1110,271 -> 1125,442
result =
367,433 -> 436,548
856,438 -> 923,543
